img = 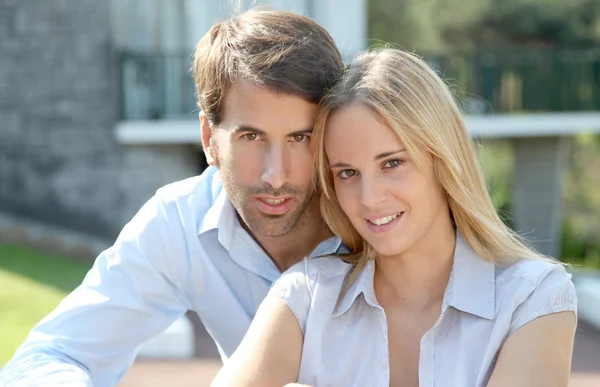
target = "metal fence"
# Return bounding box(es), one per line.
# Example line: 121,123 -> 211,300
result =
427,47 -> 600,114
119,51 -> 197,120
118,47 -> 600,120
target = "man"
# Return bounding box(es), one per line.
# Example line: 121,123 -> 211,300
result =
0,8 -> 344,387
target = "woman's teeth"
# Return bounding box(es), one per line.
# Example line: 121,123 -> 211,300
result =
368,213 -> 400,226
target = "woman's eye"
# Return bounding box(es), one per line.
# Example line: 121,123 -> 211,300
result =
243,133 -> 259,141
338,169 -> 357,180
291,134 -> 309,143
384,159 -> 402,168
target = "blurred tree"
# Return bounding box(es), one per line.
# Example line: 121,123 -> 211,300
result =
368,0 -> 484,51
476,139 -> 515,227
369,0 -> 600,264
562,134 -> 600,266
458,0 -> 600,49
477,136 -> 600,266
369,0 -> 600,52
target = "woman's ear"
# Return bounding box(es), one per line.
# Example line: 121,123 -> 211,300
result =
200,112 -> 217,166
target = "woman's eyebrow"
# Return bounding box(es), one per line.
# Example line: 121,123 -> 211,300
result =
374,149 -> 406,161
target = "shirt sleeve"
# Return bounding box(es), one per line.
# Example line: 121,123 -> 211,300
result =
269,258 -> 313,335
0,194 -> 194,387
509,263 -> 578,335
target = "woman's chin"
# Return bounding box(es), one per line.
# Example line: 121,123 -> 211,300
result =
368,240 -> 409,259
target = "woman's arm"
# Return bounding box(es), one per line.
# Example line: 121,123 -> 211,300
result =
211,295 -> 304,387
487,311 -> 576,387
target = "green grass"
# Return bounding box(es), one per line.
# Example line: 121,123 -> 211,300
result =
0,243 -> 92,365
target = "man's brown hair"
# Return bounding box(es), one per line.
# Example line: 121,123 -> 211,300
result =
192,8 -> 344,126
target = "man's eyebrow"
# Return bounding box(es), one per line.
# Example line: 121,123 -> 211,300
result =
230,126 -> 313,136
231,125 -> 266,135
289,128 -> 313,136
374,149 -> 406,160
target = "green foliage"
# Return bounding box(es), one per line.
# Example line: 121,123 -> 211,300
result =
369,0 -> 600,265
369,0 -> 600,52
476,136 -> 600,267
561,133 -> 600,265
476,139 -> 515,227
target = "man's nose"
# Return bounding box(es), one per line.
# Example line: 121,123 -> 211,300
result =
261,144 -> 290,189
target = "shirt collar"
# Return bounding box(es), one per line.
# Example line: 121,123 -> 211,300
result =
332,260 -> 378,317
444,232 -> 496,320
197,180 -> 250,257
197,171 -> 346,281
312,236 -> 346,257
332,231 -> 496,320
197,169 -> 229,237
199,185 -> 345,257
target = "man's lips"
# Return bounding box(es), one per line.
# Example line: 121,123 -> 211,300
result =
254,196 -> 294,215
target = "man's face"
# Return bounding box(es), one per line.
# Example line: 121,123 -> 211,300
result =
201,80 -> 319,237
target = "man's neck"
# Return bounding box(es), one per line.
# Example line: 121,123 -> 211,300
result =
250,197 -> 334,272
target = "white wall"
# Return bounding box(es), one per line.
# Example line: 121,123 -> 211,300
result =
112,0 -> 367,119
112,0 -> 367,55
111,0 -> 187,50
311,0 -> 367,61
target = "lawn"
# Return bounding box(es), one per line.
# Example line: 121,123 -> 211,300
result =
0,243 -> 92,365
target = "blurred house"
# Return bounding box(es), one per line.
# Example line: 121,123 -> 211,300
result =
0,0 -> 367,243
1,0 -> 599,268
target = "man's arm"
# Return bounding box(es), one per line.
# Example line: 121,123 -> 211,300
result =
210,295 -> 303,387
486,311 -> 576,387
0,195 -> 194,387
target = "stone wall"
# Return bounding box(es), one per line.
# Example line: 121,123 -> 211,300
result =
0,0 -> 201,241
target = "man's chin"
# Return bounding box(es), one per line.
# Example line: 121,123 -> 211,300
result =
241,212 -> 299,237
250,219 -> 296,237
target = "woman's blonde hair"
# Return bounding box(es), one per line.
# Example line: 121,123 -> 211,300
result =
313,48 -> 550,278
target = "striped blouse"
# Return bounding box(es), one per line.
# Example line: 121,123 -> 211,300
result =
270,233 -> 577,387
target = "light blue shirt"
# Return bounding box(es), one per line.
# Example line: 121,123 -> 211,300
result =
271,232 -> 577,387
0,166 -> 343,387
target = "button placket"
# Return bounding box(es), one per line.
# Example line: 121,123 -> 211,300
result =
419,329 -> 435,387
380,306 -> 391,387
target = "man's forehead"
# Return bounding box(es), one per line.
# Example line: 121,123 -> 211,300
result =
220,80 -> 319,132
222,80 -> 302,107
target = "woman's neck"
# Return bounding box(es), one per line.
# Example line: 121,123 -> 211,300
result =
374,219 -> 456,310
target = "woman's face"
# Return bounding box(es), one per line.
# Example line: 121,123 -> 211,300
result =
324,104 -> 450,258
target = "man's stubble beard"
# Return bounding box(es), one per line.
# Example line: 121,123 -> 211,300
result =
214,147 -> 315,238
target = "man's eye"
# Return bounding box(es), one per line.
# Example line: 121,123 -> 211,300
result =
291,134 -> 309,143
338,169 -> 357,180
243,133 -> 259,141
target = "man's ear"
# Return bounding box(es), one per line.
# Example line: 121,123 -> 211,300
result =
200,111 -> 217,166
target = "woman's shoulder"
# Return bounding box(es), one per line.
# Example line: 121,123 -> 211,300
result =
272,256 -> 352,301
269,256 -> 352,333
495,259 -> 577,333
496,258 -> 572,288
278,255 -> 353,284
305,255 -> 354,278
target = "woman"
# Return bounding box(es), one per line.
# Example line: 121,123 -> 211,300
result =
211,49 -> 577,387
